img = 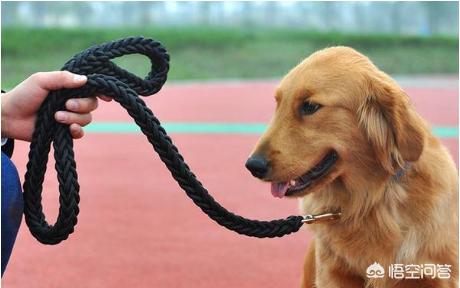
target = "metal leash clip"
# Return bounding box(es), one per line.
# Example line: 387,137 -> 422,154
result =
302,212 -> 341,224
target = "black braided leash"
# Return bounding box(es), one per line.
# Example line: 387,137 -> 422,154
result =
23,36 -> 304,245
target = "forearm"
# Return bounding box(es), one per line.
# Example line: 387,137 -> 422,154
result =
1,91 -> 11,139
1,91 -> 30,141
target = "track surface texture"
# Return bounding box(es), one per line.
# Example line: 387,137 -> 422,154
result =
3,78 -> 458,288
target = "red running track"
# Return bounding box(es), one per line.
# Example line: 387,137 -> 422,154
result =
3,80 -> 458,287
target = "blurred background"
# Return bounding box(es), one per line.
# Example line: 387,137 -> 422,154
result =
1,2 -> 458,288
1,1 -> 459,88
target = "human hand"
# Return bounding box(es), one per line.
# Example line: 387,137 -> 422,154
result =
1,71 -> 111,141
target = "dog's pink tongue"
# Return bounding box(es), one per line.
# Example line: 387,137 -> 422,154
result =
271,182 -> 289,198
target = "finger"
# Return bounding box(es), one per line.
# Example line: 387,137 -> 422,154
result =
55,111 -> 92,127
69,123 -> 84,139
66,97 -> 98,113
31,71 -> 87,91
97,95 -> 112,102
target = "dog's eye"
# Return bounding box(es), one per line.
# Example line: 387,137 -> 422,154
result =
300,101 -> 322,115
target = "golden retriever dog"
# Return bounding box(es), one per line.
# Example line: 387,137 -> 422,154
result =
245,47 -> 458,288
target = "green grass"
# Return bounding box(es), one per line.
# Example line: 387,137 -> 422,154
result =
2,27 -> 458,88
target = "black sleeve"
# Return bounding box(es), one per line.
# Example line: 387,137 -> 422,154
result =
2,138 -> 14,158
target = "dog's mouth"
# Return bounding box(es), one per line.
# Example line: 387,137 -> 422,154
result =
271,150 -> 338,198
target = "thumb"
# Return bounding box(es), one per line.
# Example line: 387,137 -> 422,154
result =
32,71 -> 87,91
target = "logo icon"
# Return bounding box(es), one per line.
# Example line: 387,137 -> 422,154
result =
367,262 -> 385,279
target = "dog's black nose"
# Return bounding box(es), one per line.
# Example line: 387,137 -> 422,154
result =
245,155 -> 270,179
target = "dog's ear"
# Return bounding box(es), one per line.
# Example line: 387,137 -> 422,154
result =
358,76 -> 425,173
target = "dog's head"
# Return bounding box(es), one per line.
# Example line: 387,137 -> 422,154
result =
246,47 -> 426,199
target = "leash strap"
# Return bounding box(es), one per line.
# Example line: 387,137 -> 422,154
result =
23,37 -> 309,244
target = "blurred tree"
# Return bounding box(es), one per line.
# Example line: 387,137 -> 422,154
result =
139,2 -> 154,25
1,2 -> 17,26
241,1 -> 255,27
423,2 -> 459,35
423,2 -> 444,35
199,2 -> 212,26
1,1 -> 458,35
390,2 -> 403,34
30,1 -> 47,26
76,2 -> 93,27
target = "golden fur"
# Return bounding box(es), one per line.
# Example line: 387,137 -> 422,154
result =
250,47 -> 458,287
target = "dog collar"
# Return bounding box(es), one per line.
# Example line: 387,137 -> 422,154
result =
393,162 -> 412,182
